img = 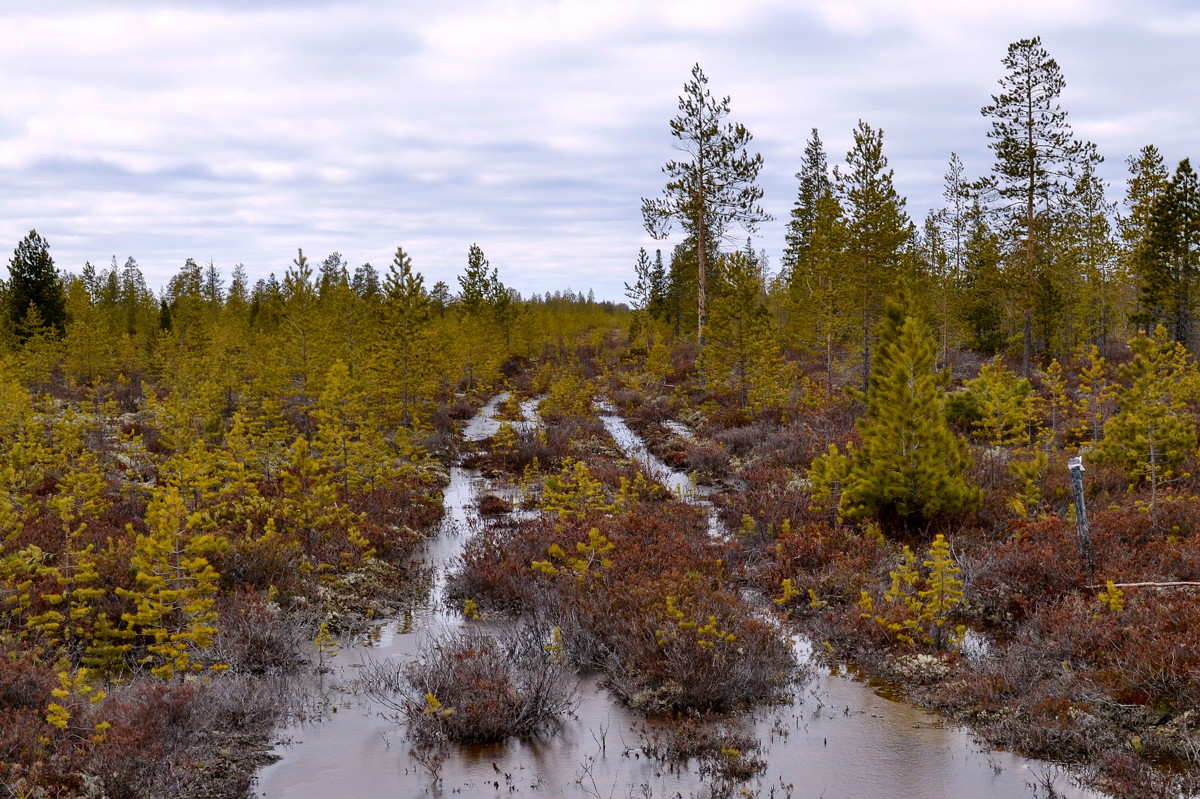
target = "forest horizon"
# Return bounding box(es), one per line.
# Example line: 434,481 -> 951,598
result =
3,17 -> 1200,799
3,3 -> 1196,300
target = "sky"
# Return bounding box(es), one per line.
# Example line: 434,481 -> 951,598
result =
1,1 -> 1198,302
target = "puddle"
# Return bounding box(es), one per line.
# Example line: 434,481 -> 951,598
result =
255,396 -> 1103,799
595,400 -> 722,538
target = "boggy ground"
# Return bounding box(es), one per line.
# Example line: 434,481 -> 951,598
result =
603,343 -> 1200,799
0,387 -> 461,799
247,362 -> 808,798
446,369 -> 801,719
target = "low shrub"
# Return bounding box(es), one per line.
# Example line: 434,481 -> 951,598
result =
715,422 -> 783,458
446,515 -> 561,613
358,623 -> 578,746
770,521 -> 888,608
638,716 -> 767,785
449,501 -> 798,715
966,518 -> 1088,628
477,493 -> 511,516
210,592 -> 313,676
0,672 -> 283,799
685,440 -> 730,483
600,584 -> 798,714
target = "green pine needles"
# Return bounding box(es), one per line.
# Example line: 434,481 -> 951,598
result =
1098,325 -> 1199,525
872,533 -> 966,651
815,290 -> 980,531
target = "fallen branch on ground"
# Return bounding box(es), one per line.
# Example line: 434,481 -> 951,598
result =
1086,581 -> 1200,589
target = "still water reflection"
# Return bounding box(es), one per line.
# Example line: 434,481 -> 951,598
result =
255,397 -> 1100,799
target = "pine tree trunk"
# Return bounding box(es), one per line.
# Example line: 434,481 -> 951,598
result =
1023,310 -> 1032,379
1024,134 -> 1036,379
697,218 -> 708,350
862,302 -> 871,396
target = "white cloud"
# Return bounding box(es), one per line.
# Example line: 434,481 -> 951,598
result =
0,0 -> 1196,300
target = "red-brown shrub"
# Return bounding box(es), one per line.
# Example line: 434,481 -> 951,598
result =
967,518 -> 1089,628
771,522 -> 888,606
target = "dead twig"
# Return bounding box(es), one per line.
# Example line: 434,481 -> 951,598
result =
1085,581 -> 1200,589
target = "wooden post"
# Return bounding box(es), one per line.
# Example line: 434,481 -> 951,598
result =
1068,456 -> 1094,574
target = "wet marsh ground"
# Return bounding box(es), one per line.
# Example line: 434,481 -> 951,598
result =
255,392 -> 1101,799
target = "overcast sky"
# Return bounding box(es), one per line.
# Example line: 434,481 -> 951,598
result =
2,1 -> 1197,302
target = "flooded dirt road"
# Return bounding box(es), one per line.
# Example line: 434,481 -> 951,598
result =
255,396 -> 1100,799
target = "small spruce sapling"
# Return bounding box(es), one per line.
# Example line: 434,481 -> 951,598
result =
919,534 -> 965,651
874,534 -> 965,651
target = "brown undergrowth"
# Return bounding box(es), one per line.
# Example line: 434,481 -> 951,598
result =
445,383 -> 799,719
447,500 -> 798,716
605,345 -> 1200,799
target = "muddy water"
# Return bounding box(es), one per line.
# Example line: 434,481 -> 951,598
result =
594,401 -> 724,539
594,401 -> 698,501
254,397 -> 1102,799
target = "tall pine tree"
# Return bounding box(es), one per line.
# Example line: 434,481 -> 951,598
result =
7,230 -> 66,340
1136,160 -> 1200,350
835,120 -> 914,392
1123,145 -> 1171,334
782,128 -> 832,275
1098,326 -> 1198,525
642,63 -> 770,348
981,36 -> 1090,375
700,250 -> 788,412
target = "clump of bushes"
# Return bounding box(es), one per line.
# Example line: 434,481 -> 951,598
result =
769,521 -> 887,610
638,715 -> 767,786
0,666 -> 286,799
448,501 -> 799,716
359,624 -> 577,746
599,584 -> 796,714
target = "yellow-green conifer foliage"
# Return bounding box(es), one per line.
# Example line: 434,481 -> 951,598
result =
278,436 -> 373,568
13,307 -> 65,388
614,471 -> 663,511
1038,358 -> 1073,449
640,338 -> 674,392
654,594 -> 737,660
314,621 -> 338,671
700,251 -> 791,412
119,484 -> 228,680
538,367 -> 594,421
145,382 -> 226,455
0,464 -> 26,542
785,184 -> 852,387
45,666 -> 107,736
531,528 -> 615,586
1098,580 -> 1125,612
274,250 -> 327,425
1098,326 -> 1198,522
492,421 -> 520,460
806,442 -> 854,523
159,440 -> 223,521
370,247 -> 437,429
918,534 -> 965,651
313,254 -> 370,377
29,452 -> 110,653
839,291 -> 980,530
1073,345 -> 1118,446
62,276 -> 120,388
961,360 -> 1034,448
1007,449 -> 1049,519
454,243 -> 511,391
313,359 -> 392,493
875,535 -> 965,651
213,412 -> 267,519
539,459 -> 613,521
0,361 -> 47,513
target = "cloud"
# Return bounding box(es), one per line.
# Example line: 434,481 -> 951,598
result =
0,1 -> 1197,301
